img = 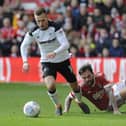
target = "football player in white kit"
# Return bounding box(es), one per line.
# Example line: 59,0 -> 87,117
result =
20,7 -> 83,116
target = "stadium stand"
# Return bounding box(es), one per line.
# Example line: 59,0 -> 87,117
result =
0,0 -> 126,57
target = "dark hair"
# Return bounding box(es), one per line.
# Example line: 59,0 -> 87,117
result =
34,8 -> 47,16
79,64 -> 93,75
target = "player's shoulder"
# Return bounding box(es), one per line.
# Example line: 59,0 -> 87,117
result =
48,20 -> 63,31
95,72 -> 110,85
29,26 -> 39,36
95,72 -> 105,79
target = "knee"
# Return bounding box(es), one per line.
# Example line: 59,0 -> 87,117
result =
44,76 -> 56,90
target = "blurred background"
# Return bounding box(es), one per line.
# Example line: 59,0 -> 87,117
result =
0,0 -> 126,58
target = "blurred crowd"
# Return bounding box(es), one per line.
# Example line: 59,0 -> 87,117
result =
0,0 -> 126,57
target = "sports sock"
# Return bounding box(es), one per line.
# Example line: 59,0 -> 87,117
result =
73,89 -> 82,103
47,89 -> 60,106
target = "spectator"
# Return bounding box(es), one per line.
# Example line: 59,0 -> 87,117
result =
86,15 -> 95,37
22,14 -> 36,31
80,24 -> 88,39
83,44 -> 97,57
48,4 -> 62,21
103,14 -> 112,32
100,0 -> 114,15
69,44 -> 83,57
0,7 -> 4,28
52,0 -> 66,14
63,6 -> 73,33
109,38 -> 124,57
114,0 -> 126,15
93,7 -> 104,23
120,28 -> 126,56
102,47 -> 110,57
111,8 -> 122,32
64,0 -> 71,7
121,13 -> 126,29
10,44 -> 18,57
87,0 -> 95,15
0,17 -> 16,56
16,20 -> 27,46
77,3 -> 88,31
95,27 -> 112,56
70,0 -> 80,30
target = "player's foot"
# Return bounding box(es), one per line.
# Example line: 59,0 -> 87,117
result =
78,102 -> 90,114
55,105 -> 62,116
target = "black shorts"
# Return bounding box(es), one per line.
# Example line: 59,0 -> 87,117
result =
41,59 -> 77,83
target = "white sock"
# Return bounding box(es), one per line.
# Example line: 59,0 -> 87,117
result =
47,90 -> 60,106
74,90 -> 82,103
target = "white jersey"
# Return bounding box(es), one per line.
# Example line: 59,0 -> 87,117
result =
20,21 -> 70,63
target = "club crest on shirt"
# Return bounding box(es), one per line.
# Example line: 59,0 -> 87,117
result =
92,90 -> 104,100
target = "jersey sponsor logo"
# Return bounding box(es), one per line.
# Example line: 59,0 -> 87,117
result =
92,90 -> 104,100
36,28 -> 56,44
39,38 -> 56,44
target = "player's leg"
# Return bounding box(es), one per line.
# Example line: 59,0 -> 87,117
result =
111,80 -> 126,114
42,63 -> 62,115
58,59 -> 81,103
44,76 -> 62,115
113,80 -> 126,101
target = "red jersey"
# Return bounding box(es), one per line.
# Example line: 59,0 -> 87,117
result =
81,73 -> 110,110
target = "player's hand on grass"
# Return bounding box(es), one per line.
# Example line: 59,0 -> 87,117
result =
63,109 -> 68,113
22,62 -> 29,72
63,96 -> 73,113
78,102 -> 90,114
46,52 -> 56,58
113,110 -> 121,115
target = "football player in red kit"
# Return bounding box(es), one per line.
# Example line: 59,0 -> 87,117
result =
64,64 -> 126,115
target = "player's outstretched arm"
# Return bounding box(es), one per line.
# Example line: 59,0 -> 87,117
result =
63,94 -> 73,113
77,102 -> 90,114
104,84 -> 121,115
20,33 -> 34,72
64,92 -> 90,114
109,90 -> 121,115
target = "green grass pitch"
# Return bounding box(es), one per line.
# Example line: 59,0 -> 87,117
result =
0,83 -> 126,126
